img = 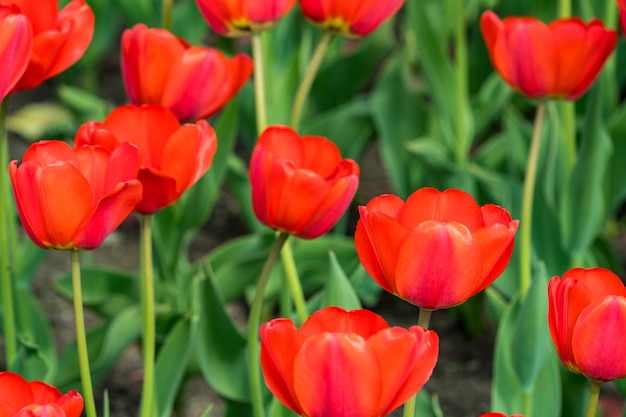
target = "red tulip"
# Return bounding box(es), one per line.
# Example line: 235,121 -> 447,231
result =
355,187 -> 519,310
0,371 -> 83,417
548,267 -> 626,382
121,24 -> 253,122
9,140 -> 142,250
75,104 -> 217,214
249,125 -> 359,239
195,0 -> 296,37
617,1 -> 626,35
0,8 -> 31,99
480,414 -> 525,417
480,11 -> 616,101
260,306 -> 439,417
299,0 -> 405,37
6,0 -> 94,92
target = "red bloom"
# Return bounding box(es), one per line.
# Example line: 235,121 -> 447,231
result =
6,0 -> 94,92
9,140 -> 142,250
480,414 -> 525,417
548,267 -> 626,382
0,372 -> 82,417
75,104 -> 217,214
121,24 -> 253,122
355,188 -> 519,310
299,0 -> 405,37
195,0 -> 296,37
480,11 -> 616,100
249,125 -> 359,239
260,306 -> 438,417
0,8 -> 31,99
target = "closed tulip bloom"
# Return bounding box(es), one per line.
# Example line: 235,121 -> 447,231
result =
261,306 -> 439,417
299,0 -> 405,37
9,140 -> 142,250
249,125 -> 359,239
355,187 -> 519,310
480,11 -> 616,101
75,104 -> 217,214
0,9 -> 32,99
0,371 -> 83,417
121,24 -> 253,122
195,0 -> 296,37
7,0 -> 94,92
548,267 -> 626,382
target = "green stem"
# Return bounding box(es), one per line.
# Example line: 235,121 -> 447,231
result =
0,99 -> 16,368
248,232 -> 290,417
139,215 -> 156,417
71,250 -> 97,417
162,0 -> 173,31
558,0 -> 571,18
519,102 -> 546,299
454,0 -> 469,165
280,240 -> 308,324
251,32 -> 268,134
585,380 -> 601,417
522,391 -> 532,417
404,308 -> 433,417
560,102 -> 576,172
289,31 -> 333,130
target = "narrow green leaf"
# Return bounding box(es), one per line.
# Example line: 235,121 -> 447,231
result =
320,251 -> 361,310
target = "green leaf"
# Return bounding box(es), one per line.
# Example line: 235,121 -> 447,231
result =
319,251 -> 361,310
195,264 -> 250,402
155,317 -> 196,417
6,103 -> 74,140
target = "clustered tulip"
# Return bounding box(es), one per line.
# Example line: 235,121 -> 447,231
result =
299,0 -> 405,37
121,24 -> 253,122
0,371 -> 83,417
260,306 -> 439,417
249,125 -> 359,239
355,187 -> 519,310
75,104 -> 217,214
9,140 -> 142,250
8,0 -> 95,92
548,267 -> 626,382
195,0 -> 296,37
480,10 -> 616,100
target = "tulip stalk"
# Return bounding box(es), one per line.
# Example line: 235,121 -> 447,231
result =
0,99 -> 16,368
403,307 -> 433,417
139,214 -> 156,417
70,249 -> 97,417
519,102 -> 546,298
454,0 -> 469,165
289,31 -> 333,130
248,232 -> 289,417
162,0 -> 173,31
251,32 -> 269,133
585,381 -> 601,417
280,240 -> 308,324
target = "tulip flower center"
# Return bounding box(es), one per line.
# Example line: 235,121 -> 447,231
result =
228,17 -> 275,34
323,17 -> 351,35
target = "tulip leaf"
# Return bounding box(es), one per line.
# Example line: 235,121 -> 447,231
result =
559,84 -> 613,258
155,316 -> 196,417
195,263 -> 250,402
492,291 -> 562,417
55,306 -> 141,392
319,251 -> 362,311
6,102 -> 74,141
511,264 -> 551,391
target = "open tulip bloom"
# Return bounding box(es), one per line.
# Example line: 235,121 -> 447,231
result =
9,140 -> 142,250
548,267 -> 626,382
75,104 -> 218,214
480,10 -> 616,100
260,306 -> 439,417
0,371 -> 83,417
249,125 -> 359,239
121,24 -> 253,122
299,0 -> 405,37
195,0 -> 296,37
355,187 -> 519,310
8,0 -> 94,93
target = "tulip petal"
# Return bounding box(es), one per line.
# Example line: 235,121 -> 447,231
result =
134,168 -> 179,214
0,13 -> 31,98
56,391 -> 83,417
300,135 -> 343,177
573,296 -> 626,381
294,333 -> 380,417
300,306 -> 389,338
259,319 -> 303,415
0,372 -> 32,412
